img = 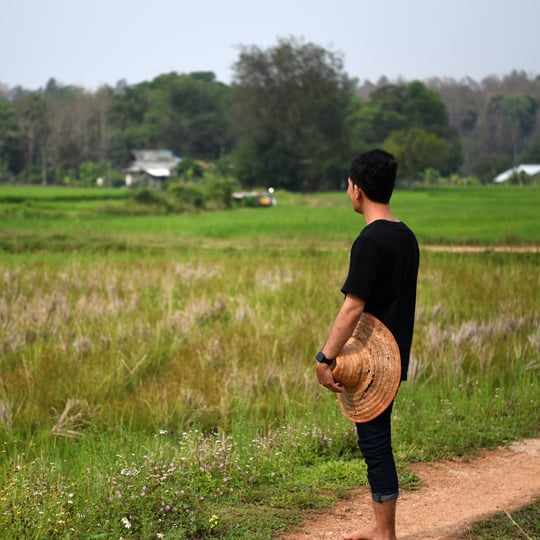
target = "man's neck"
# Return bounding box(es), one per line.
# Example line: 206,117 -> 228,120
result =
362,202 -> 398,225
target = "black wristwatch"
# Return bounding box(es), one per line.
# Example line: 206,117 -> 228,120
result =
316,351 -> 334,366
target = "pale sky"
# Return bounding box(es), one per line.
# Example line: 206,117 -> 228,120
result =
1,0 -> 539,91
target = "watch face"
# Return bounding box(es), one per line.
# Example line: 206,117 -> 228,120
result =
316,352 -> 332,364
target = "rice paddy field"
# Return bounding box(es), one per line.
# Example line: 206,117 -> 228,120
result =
0,184 -> 538,539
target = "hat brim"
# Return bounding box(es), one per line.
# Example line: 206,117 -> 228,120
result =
332,312 -> 401,423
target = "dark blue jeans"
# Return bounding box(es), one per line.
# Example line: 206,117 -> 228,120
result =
356,401 -> 398,502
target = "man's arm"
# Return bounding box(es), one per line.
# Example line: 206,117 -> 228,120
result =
317,293 -> 365,393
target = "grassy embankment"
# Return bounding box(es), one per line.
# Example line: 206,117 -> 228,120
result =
0,185 -> 538,539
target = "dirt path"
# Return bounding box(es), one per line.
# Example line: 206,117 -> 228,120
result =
421,245 -> 539,253
282,438 -> 540,540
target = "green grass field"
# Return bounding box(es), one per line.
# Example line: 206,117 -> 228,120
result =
1,185 -> 539,250
0,185 -> 538,538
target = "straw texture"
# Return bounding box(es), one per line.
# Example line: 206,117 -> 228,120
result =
332,312 -> 401,423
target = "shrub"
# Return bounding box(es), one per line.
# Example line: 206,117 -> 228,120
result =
78,161 -> 108,187
132,188 -> 175,213
204,175 -> 239,209
168,181 -> 208,209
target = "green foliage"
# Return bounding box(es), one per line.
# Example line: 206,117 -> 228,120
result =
506,171 -> 540,185
175,156 -> 205,180
0,424 -> 362,539
519,131 -> 540,163
53,164 -> 77,186
0,188 -> 538,538
463,500 -> 540,539
348,81 -> 463,179
419,169 -> 480,186
0,158 -> 15,183
78,161 -> 108,186
107,72 -> 233,167
204,175 -> 239,209
168,180 -> 208,208
469,151 -> 511,183
350,81 -> 454,143
498,92 -> 538,136
12,93 -> 48,182
2,57 -> 540,191
420,167 -> 441,185
479,92 -> 539,165
0,99 -> 22,177
403,81 -> 450,135
231,37 -> 352,191
384,127 -> 459,180
132,187 -> 172,208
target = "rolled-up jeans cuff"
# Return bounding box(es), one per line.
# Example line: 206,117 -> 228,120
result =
372,491 -> 399,503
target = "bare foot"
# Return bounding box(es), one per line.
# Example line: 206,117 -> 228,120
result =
342,523 -> 375,540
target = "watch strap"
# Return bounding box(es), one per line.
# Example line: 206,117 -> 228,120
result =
316,351 -> 334,365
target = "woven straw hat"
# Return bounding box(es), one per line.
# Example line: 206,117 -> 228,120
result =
332,312 -> 401,423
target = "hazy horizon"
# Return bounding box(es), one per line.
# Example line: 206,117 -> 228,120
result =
2,0 -> 539,91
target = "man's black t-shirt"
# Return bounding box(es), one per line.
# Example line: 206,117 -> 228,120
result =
341,220 -> 419,380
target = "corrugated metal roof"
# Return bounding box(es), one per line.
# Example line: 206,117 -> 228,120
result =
144,167 -> 171,177
126,149 -> 181,178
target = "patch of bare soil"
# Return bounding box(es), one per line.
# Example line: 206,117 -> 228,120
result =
281,438 -> 540,540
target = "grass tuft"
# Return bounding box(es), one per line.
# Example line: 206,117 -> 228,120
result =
0,186 -> 538,538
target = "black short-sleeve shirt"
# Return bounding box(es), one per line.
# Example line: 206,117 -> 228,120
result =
341,220 -> 419,380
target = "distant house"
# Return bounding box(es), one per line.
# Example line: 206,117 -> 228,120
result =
493,164 -> 540,183
124,149 -> 181,188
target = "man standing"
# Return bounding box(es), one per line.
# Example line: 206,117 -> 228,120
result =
316,149 -> 419,540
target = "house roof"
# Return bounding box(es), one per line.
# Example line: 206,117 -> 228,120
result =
493,164 -> 540,183
126,149 -> 181,178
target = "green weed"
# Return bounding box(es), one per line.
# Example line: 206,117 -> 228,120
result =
0,186 -> 538,538
461,500 -> 540,539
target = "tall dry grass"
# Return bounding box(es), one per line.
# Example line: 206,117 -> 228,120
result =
0,249 -> 538,442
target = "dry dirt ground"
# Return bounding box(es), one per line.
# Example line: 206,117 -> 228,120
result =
281,438 -> 540,540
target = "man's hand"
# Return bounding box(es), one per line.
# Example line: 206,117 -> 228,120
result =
316,362 -> 343,393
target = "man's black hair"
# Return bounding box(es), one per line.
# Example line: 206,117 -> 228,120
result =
348,149 -> 398,203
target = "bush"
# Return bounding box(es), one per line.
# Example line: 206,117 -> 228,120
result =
204,175 -> 239,209
78,161 -> 108,187
132,188 -> 173,213
168,181 -> 208,209
175,157 -> 205,180
420,168 -> 441,185
508,172 -> 540,186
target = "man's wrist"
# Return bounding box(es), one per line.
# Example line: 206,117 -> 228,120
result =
316,351 -> 334,366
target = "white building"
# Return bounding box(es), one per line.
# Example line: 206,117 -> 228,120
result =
124,149 -> 181,188
493,164 -> 540,183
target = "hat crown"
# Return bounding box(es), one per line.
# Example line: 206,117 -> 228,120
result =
332,341 -> 373,392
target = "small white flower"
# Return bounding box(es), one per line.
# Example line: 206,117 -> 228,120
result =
121,517 -> 132,529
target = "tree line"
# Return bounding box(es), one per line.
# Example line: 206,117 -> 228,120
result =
1,37 -> 539,190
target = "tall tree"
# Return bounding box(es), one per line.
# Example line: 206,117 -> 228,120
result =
14,93 -> 48,182
0,98 -> 23,179
384,128 -> 455,181
473,91 -> 538,171
348,80 -> 462,179
497,93 -> 538,165
37,84 -> 113,183
231,37 -> 352,191
107,72 -> 232,167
